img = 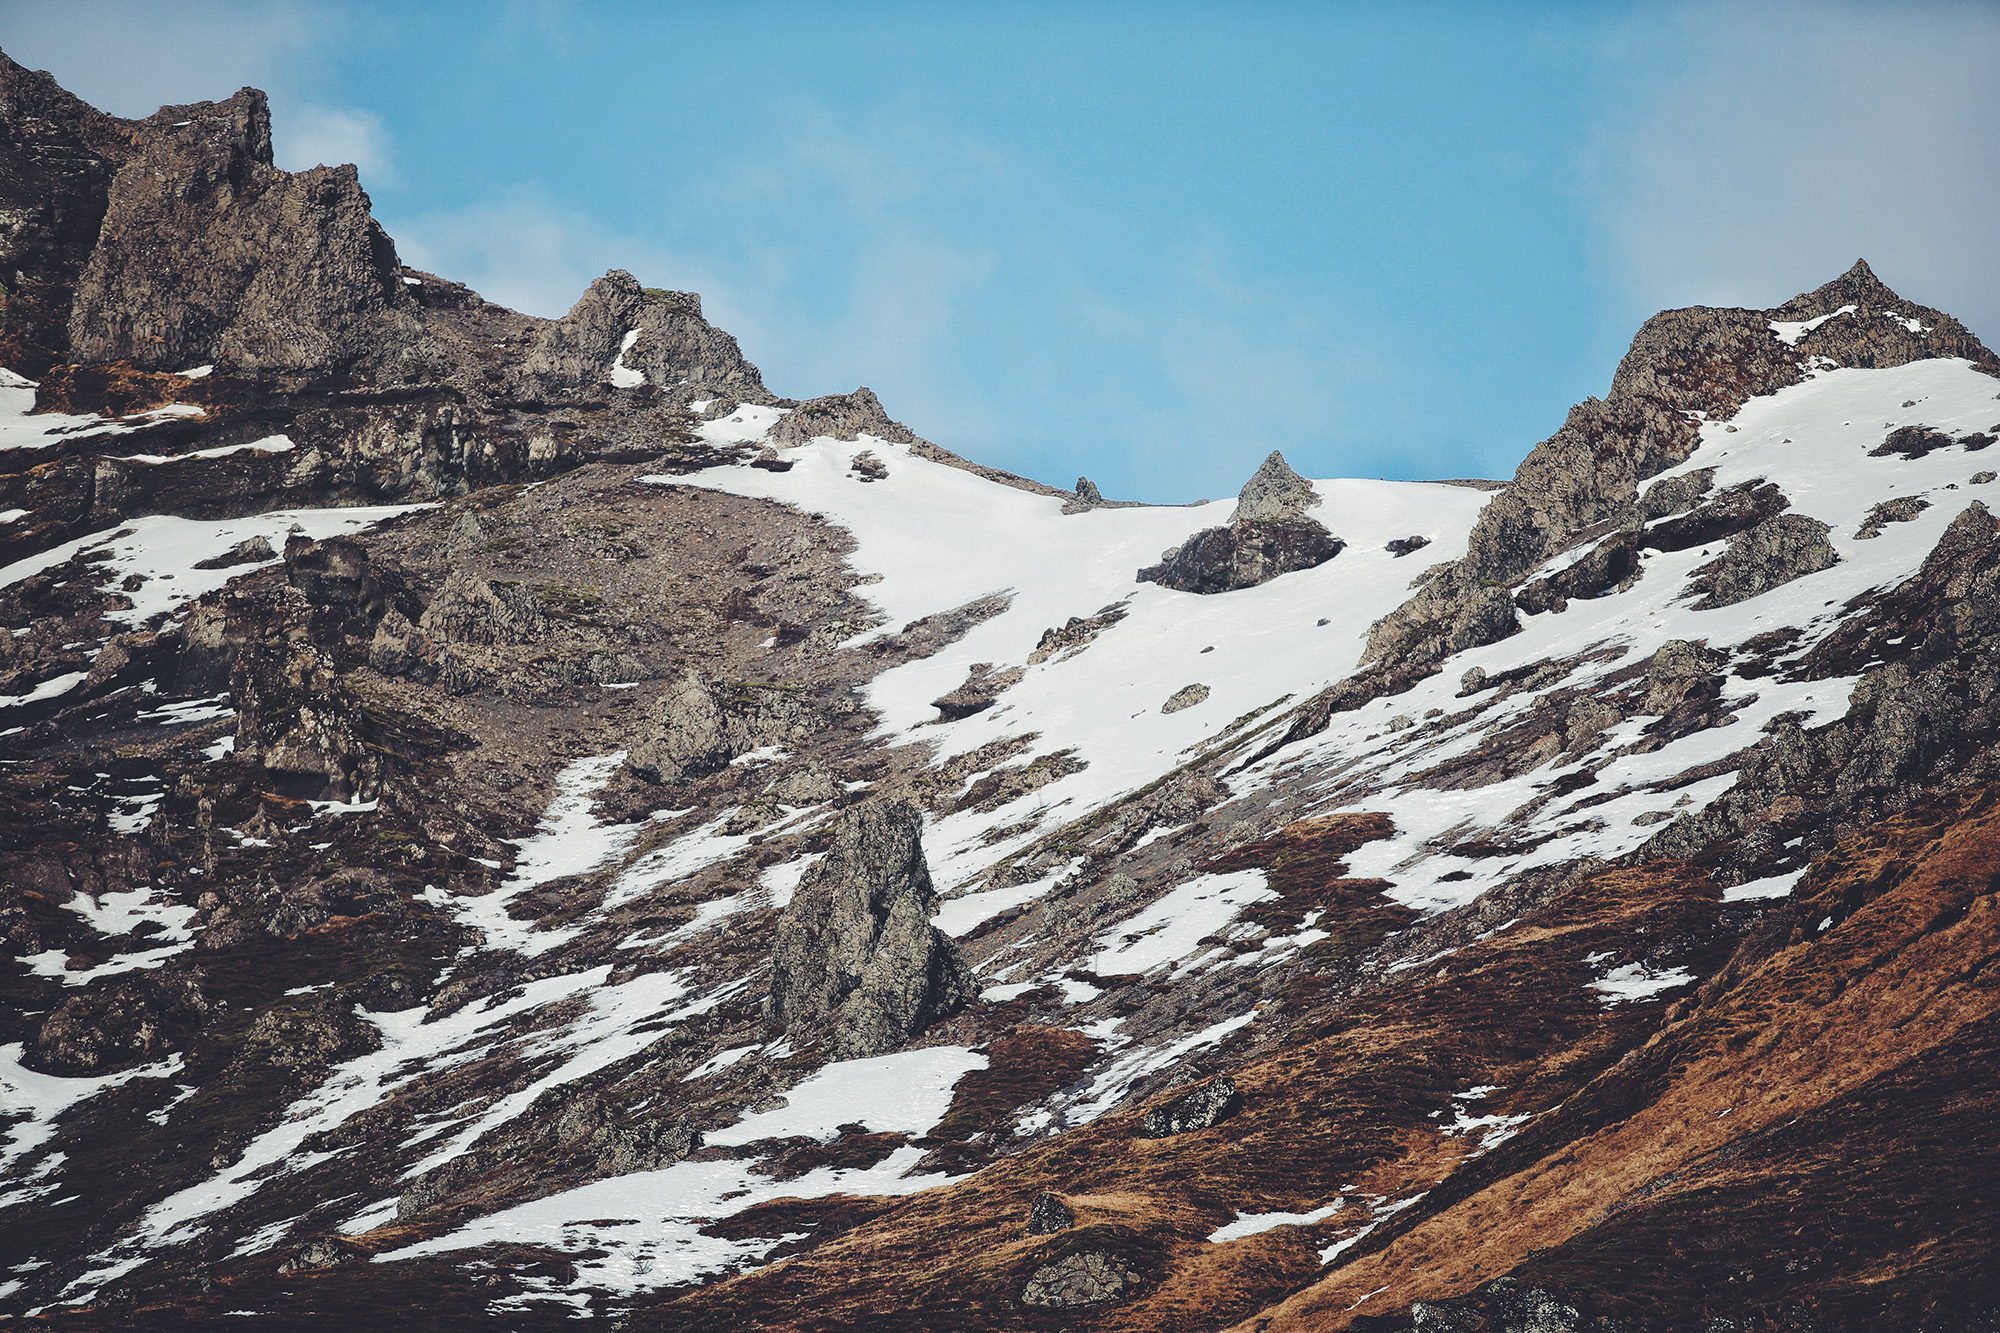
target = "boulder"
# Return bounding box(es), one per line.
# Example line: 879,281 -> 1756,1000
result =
1138,452 -> 1343,594
1161,683 -> 1209,714
769,800 -> 973,1058
1141,1075 -> 1241,1137
1021,1250 -> 1138,1308
627,673 -> 820,785
1026,1192 -> 1076,1235
1688,513 -> 1839,610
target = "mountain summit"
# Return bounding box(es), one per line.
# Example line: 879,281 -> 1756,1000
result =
2,56 -> 1998,1332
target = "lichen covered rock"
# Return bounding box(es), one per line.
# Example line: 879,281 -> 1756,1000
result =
769,800 -> 973,1057
1141,1075 -> 1241,1137
1020,1249 -> 1138,1308
1688,512 -> 1839,609
1026,1192 -> 1076,1235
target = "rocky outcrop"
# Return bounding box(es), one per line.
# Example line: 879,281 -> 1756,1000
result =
1160,683 -> 1209,714
1233,450 -> 1321,524
627,673 -> 822,784
1365,260 -> 2000,673
931,663 -> 1024,720
1021,1250 -> 1139,1308
770,387 -> 915,448
768,800 -> 972,1057
66,88 -> 430,379
27,971 -> 208,1075
1026,1192 -> 1076,1235
521,269 -> 771,402
0,52 -> 135,373
1855,495 -> 1931,539
1650,501 -> 2000,870
1686,512 -> 1838,609
1141,452 -> 1343,594
1140,1075 -> 1241,1137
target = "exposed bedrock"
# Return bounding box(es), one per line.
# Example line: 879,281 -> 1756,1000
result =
768,800 -> 973,1058
67,86 -> 431,379
626,671 -> 824,784
1141,451 -> 1344,594
0,52 -> 135,374
1650,501 -> 2000,870
769,386 -> 916,448
521,267 -> 772,403
1366,260 -> 2000,673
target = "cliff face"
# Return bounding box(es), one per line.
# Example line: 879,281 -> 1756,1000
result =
3,53 -> 1999,1333
0,53 -> 133,375
66,88 -> 430,379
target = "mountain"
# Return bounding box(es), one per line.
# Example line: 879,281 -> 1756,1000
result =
2,56 -> 1997,1332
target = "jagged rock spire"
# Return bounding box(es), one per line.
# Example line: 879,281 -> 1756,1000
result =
1233,450 -> 1321,525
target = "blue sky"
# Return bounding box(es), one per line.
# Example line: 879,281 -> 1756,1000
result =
5,1 -> 1997,501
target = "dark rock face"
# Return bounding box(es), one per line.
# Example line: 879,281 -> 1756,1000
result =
1141,520 -> 1345,595
0,52 -> 134,374
770,386 -> 914,448
769,800 -> 973,1058
1141,451 -> 1343,594
1687,512 -> 1838,610
1026,1192 -> 1076,1235
276,1236 -> 365,1274
1020,1250 -> 1139,1307
522,268 -> 771,402
28,971 -> 208,1075
1140,1075 -> 1241,1137
67,88 -> 430,379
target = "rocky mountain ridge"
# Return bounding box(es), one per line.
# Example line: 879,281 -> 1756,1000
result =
1,55 -> 1997,1332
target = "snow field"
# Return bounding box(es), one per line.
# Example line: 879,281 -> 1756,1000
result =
667,432 -> 1494,903
380,1045 -> 988,1294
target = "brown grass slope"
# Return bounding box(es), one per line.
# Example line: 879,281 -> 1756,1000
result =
632,783 -> 2000,1332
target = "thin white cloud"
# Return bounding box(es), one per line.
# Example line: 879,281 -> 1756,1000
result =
0,0 -> 318,117
1589,1 -> 2000,340
274,103 -> 394,182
